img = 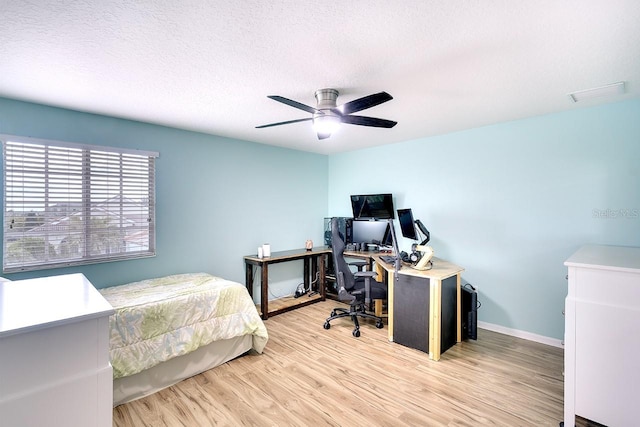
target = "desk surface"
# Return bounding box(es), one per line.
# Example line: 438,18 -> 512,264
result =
244,247 -> 395,263
244,247 -> 330,263
244,248 -> 463,280
375,256 -> 464,280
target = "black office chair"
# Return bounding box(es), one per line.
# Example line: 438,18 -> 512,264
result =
323,217 -> 387,337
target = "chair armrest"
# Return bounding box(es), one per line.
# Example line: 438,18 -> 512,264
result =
354,271 -> 377,278
349,260 -> 367,271
354,271 -> 377,304
336,272 -> 356,304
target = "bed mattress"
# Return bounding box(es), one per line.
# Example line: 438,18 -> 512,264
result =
99,272 -> 268,379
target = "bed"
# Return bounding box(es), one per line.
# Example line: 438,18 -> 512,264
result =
98,272 -> 268,406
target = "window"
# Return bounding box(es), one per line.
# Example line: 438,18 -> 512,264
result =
2,135 -> 158,273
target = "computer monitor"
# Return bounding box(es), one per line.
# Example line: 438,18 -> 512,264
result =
352,219 -> 388,244
386,218 -> 402,270
397,208 -> 418,240
350,193 -> 395,219
381,223 -> 393,247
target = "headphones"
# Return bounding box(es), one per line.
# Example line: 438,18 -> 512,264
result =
400,248 -> 422,264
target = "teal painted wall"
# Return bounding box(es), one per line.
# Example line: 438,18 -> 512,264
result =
0,97 -> 328,300
3,96 -> 638,341
328,98 -> 640,340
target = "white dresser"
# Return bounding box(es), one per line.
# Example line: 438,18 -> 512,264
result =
0,273 -> 114,427
564,245 -> 640,427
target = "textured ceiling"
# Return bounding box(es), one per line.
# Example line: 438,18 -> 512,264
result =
1,1 -> 639,155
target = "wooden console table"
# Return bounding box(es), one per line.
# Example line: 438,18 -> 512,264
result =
244,247 -> 329,319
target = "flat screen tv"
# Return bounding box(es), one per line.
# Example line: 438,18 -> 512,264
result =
350,193 -> 394,220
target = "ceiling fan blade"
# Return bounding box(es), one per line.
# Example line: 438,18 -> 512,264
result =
340,115 -> 397,128
255,117 -> 313,129
267,95 -> 319,114
317,132 -> 331,140
335,92 -> 393,115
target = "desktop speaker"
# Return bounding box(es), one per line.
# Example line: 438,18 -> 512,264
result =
324,217 -> 353,247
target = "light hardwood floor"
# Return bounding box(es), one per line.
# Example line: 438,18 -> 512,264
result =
113,300 -> 567,426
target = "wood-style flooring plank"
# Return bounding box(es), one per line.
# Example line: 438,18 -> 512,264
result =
113,300 -> 566,426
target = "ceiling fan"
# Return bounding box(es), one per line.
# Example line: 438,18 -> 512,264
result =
256,89 -> 397,140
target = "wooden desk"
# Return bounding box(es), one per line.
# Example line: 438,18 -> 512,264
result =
244,247 -> 329,320
375,256 -> 465,361
245,247 -> 463,360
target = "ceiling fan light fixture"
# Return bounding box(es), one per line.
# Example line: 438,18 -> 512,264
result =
312,114 -> 341,135
314,88 -> 339,108
568,81 -> 626,103
256,88 -> 396,139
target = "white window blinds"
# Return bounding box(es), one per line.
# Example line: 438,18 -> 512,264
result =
2,135 -> 158,273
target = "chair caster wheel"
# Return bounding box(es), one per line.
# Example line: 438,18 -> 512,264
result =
353,329 -> 360,337
323,322 -> 331,330
376,320 -> 383,329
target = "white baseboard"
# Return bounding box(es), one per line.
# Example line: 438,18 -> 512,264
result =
478,321 -> 564,349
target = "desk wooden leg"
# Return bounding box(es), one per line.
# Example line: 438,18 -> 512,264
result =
261,264 -> 269,320
245,262 -> 253,298
318,253 -> 326,300
374,299 -> 383,317
456,274 -> 462,343
387,272 -> 395,342
429,279 -> 442,361
374,263 -> 384,282
373,263 -> 385,317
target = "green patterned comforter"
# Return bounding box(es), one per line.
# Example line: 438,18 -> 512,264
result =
99,273 -> 268,379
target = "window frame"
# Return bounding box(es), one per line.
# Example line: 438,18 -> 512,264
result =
2,134 -> 159,273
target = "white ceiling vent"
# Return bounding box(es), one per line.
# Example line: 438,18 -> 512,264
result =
568,82 -> 626,103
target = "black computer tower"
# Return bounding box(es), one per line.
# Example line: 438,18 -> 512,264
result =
461,286 -> 478,340
324,217 -> 353,247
